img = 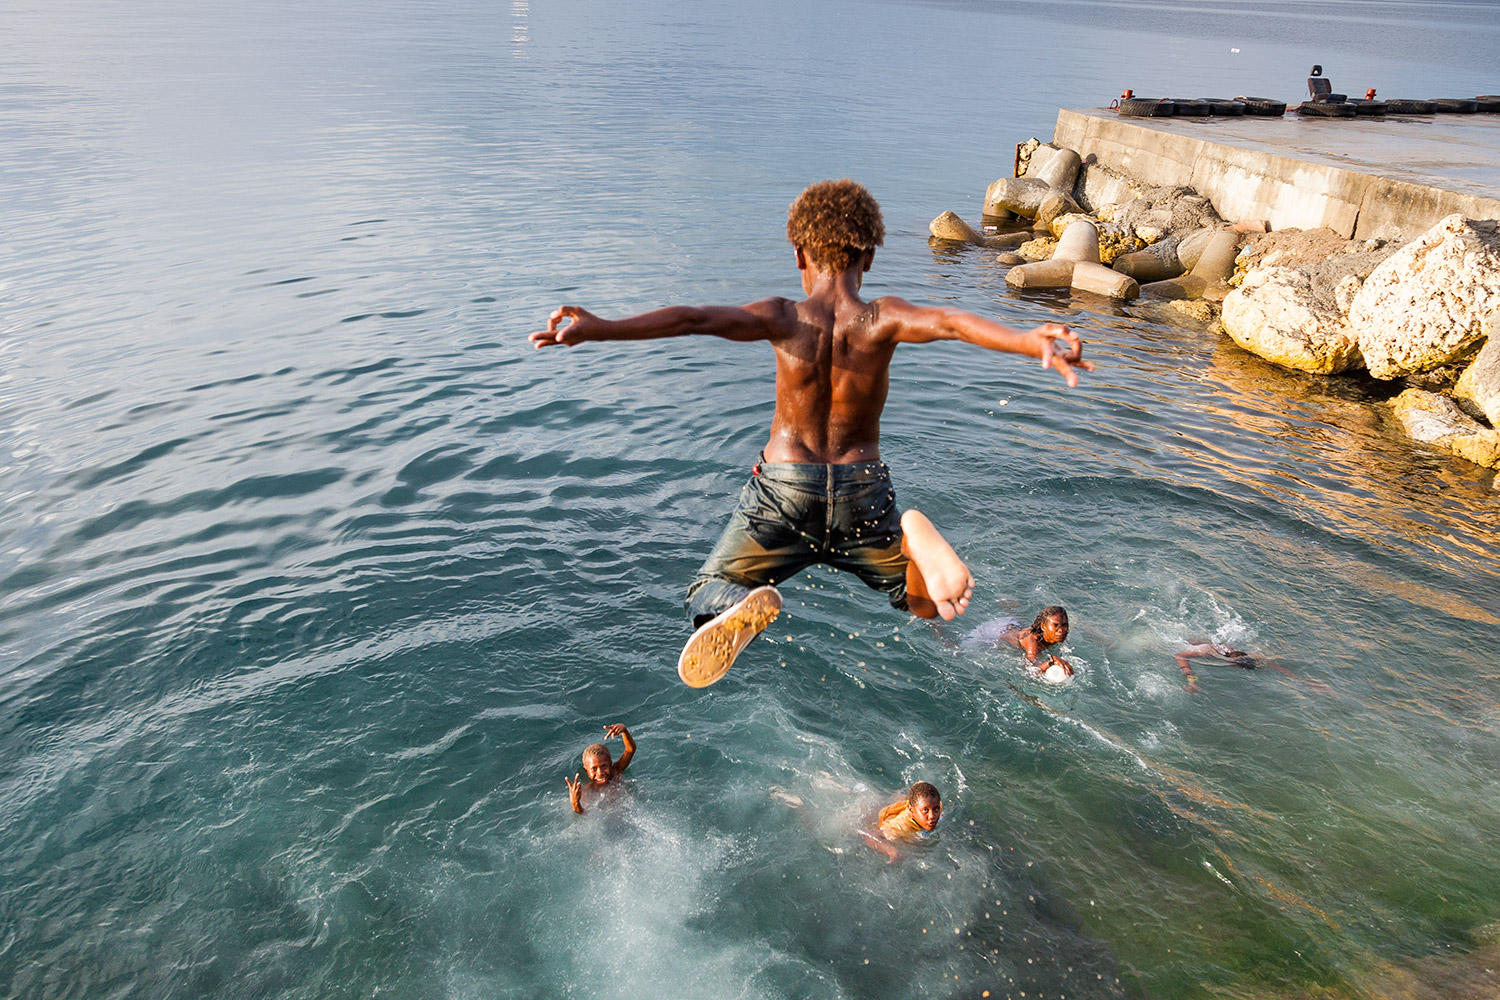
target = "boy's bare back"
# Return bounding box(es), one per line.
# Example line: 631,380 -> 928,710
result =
536,248 -> 1087,466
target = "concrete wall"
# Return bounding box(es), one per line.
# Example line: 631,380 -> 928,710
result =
1052,109 -> 1500,241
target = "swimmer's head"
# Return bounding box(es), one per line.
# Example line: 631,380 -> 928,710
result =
907,781 -> 943,831
1033,605 -> 1069,644
787,179 -> 885,272
582,743 -> 614,785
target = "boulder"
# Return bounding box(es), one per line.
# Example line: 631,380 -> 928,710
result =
1100,186 -> 1223,238
1347,215 -> 1500,379
1453,323 -> 1500,426
1389,388 -> 1500,468
1220,266 -> 1363,374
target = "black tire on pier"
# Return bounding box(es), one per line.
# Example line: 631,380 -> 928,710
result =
1118,98 -> 1176,117
1476,95 -> 1500,113
1235,96 -> 1287,116
1170,99 -> 1211,117
1385,99 -> 1436,114
1429,98 -> 1479,113
1297,101 -> 1357,117
1347,99 -> 1388,116
1198,98 -> 1247,116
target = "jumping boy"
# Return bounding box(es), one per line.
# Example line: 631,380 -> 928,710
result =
566,723 -> 635,814
531,179 -> 1091,687
861,781 -> 943,863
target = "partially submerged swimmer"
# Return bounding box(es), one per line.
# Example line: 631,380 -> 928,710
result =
1174,641 -> 1293,693
566,723 -> 636,814
861,781 -> 942,863
999,605 -> 1074,681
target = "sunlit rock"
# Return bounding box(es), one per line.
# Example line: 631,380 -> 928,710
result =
1390,388 -> 1500,468
1348,215 -> 1500,379
1221,266 -> 1363,374
1453,325 -> 1500,426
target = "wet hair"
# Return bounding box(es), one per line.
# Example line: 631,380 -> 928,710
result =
582,743 -> 612,765
786,179 -> 885,272
907,781 -> 941,808
1029,605 -> 1068,636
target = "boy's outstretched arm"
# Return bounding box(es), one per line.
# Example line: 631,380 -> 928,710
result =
530,300 -> 790,348
603,723 -> 635,774
877,299 -> 1093,387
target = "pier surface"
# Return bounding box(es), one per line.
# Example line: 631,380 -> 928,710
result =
1054,108 -> 1500,240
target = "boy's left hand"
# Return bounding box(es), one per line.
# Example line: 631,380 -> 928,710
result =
602,723 -> 628,740
1031,323 -> 1094,387
530,305 -> 600,348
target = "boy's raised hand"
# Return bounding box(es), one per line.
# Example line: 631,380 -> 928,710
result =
530,305 -> 600,348
566,773 -> 584,812
1031,323 -> 1094,387
602,723 -> 627,740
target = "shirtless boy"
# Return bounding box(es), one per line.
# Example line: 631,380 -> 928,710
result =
531,179 -> 1090,687
861,781 -> 942,863
566,723 -> 635,814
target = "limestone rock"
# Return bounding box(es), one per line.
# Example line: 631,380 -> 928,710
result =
995,252 -> 1027,266
1221,266 -> 1363,374
1164,299 -> 1218,326
1348,215 -> 1500,379
1016,237 -> 1058,262
1454,325 -> 1500,426
1390,388 -> 1500,468
1333,275 -> 1362,317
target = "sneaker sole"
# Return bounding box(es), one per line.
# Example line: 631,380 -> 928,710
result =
677,586 -> 783,688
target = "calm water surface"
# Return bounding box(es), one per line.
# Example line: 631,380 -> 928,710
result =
3,1 -> 1499,998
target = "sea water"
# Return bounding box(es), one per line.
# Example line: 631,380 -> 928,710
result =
2,0 -> 1499,997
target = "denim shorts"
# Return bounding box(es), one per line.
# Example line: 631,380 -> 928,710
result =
684,459 -> 908,624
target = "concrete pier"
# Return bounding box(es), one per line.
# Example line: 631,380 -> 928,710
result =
1052,108 -> 1500,241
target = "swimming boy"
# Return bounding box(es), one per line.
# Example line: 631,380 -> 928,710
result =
566,723 -> 635,814
531,179 -> 1091,687
1175,641 -> 1293,693
1003,605 -> 1074,680
861,781 -> 942,863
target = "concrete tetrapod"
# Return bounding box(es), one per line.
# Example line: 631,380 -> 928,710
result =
1006,218 -> 1140,300
1140,229 -> 1241,301
929,211 -> 1032,249
984,147 -> 1083,224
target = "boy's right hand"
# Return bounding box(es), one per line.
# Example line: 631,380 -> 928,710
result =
530,306 -> 600,348
566,773 -> 583,810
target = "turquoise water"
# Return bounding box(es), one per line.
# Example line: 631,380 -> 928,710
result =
3,0 -> 1499,997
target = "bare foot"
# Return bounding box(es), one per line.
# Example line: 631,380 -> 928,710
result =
900,510 -> 974,621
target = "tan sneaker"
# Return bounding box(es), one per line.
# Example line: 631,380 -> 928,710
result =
677,586 -> 783,688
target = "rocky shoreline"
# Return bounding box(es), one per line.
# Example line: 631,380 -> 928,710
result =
932,139 -> 1500,471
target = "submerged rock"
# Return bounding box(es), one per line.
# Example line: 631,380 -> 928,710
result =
1454,326 -> 1500,427
1390,388 -> 1500,468
1348,215 -> 1500,379
1221,266 -> 1363,373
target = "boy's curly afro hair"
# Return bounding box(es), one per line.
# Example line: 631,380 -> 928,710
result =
786,179 -> 885,272
907,781 -> 941,807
